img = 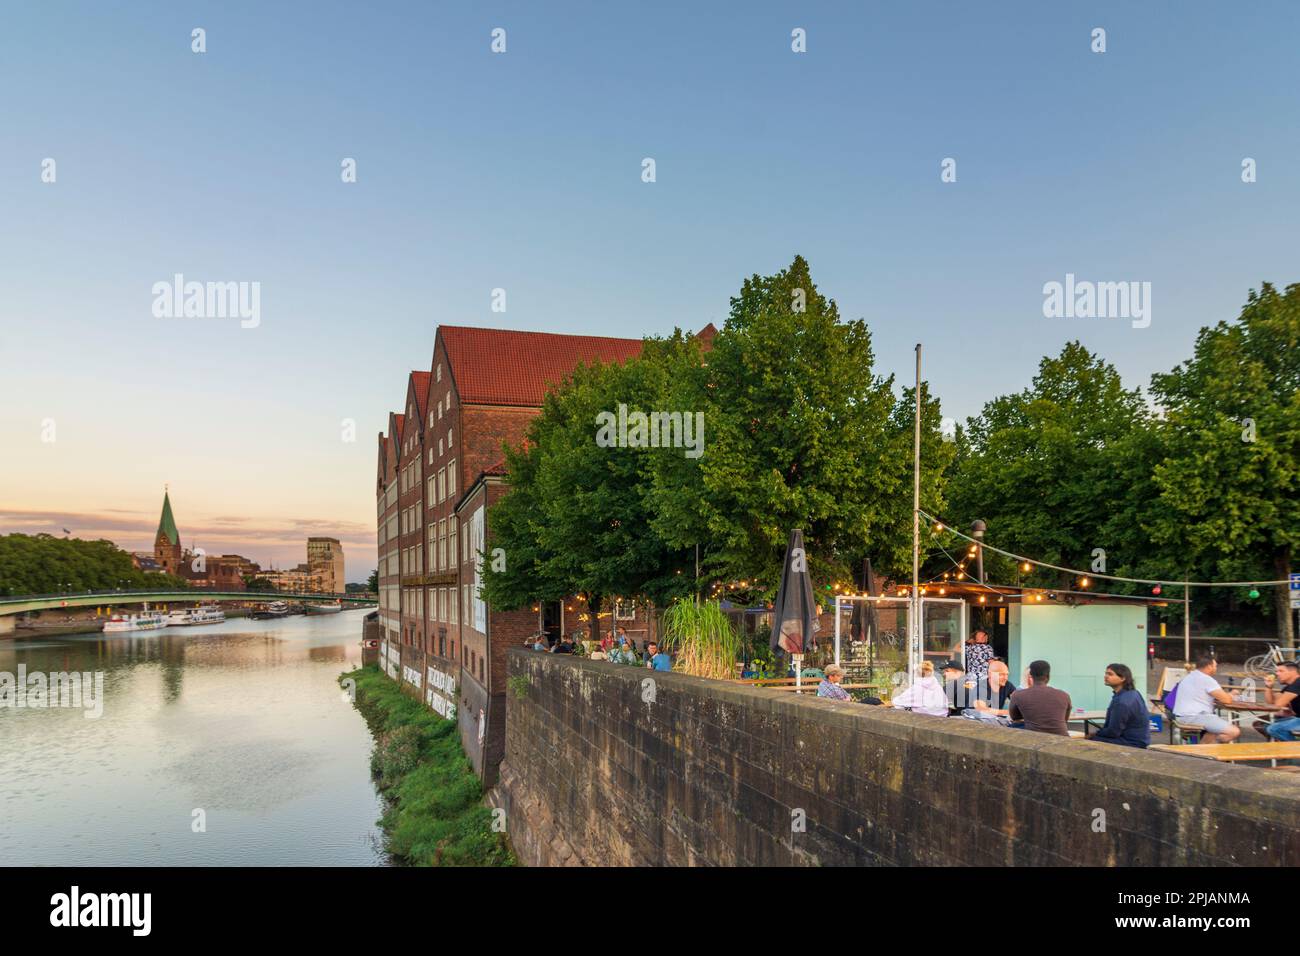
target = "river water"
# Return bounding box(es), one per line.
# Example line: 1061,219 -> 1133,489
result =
0,609 -> 386,866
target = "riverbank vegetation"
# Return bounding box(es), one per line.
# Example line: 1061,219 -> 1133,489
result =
0,533 -> 191,596
340,665 -> 515,867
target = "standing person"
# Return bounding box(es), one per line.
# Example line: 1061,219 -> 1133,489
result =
817,664 -> 851,700
1008,660 -> 1072,736
1172,654 -> 1241,745
645,641 -> 672,672
892,661 -> 949,716
1261,660 -> 1300,741
1092,663 -> 1151,748
965,629 -> 994,680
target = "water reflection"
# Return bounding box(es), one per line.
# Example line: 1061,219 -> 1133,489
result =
0,610 -> 385,866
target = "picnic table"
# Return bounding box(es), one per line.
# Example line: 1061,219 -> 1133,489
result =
1149,742 -> 1300,767
1069,710 -> 1110,736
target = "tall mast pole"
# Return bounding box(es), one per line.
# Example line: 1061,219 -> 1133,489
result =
912,344 -> 922,681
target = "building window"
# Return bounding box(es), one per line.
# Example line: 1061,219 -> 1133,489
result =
436,363 -> 441,382
447,459 -> 456,498
448,523 -> 457,574
479,657 -> 484,682
438,468 -> 446,503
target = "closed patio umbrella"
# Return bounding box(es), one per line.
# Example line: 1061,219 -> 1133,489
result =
770,529 -> 818,692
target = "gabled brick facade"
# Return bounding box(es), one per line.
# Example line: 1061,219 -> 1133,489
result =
376,324 -> 708,784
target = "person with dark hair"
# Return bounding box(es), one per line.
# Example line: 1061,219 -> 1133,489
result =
965,629 -> 994,680
1261,660 -> 1300,741
1092,663 -> 1151,748
1173,654 -> 1240,744
1008,659 -> 1071,736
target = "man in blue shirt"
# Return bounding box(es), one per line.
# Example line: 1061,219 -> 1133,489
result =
1092,662 -> 1151,748
645,641 -> 672,672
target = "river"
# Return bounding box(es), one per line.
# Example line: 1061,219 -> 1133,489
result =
0,608 -> 386,866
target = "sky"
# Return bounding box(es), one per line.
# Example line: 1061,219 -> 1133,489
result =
2,1 -> 1298,581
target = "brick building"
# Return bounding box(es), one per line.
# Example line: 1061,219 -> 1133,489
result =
377,325 -> 681,784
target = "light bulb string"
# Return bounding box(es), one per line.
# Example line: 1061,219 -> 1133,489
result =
919,509 -> 1291,589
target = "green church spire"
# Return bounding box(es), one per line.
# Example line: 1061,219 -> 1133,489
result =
157,489 -> 180,546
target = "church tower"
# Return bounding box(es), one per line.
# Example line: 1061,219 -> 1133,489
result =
154,489 -> 183,575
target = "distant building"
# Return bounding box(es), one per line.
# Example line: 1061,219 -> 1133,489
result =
261,564 -> 327,593
132,552 -> 162,573
153,491 -> 183,575
307,537 -> 345,594
149,490 -> 263,590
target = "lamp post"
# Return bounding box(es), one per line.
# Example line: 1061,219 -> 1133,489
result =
971,520 -> 986,585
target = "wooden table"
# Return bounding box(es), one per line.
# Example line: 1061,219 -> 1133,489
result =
1149,742 -> 1300,766
771,682 -> 879,692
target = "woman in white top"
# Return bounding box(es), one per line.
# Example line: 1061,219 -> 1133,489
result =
891,661 -> 950,716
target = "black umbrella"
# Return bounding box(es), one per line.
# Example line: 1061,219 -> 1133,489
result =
770,529 -> 818,689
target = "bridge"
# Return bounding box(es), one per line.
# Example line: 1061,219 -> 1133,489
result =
0,590 -> 377,634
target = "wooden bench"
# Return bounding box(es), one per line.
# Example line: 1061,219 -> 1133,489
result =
1149,742 -> 1300,767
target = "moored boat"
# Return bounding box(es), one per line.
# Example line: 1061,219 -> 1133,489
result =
250,601 -> 290,620
166,604 -> 226,626
303,601 -> 342,615
103,604 -> 168,633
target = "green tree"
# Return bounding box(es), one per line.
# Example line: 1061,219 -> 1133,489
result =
1150,282 -> 1300,642
946,342 -> 1161,589
0,533 -> 190,595
647,255 -> 951,598
483,340 -> 697,639
366,568 -> 379,592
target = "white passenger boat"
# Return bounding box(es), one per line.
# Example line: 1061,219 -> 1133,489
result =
167,605 -> 226,626
304,602 -> 342,615
103,604 -> 168,633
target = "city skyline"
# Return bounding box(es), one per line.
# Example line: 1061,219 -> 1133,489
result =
3,1 -> 1298,584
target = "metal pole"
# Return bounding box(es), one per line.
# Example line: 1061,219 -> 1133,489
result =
1183,579 -> 1190,664
911,344 -> 922,682
834,595 -> 842,666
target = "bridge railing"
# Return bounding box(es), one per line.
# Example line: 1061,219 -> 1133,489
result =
0,588 -> 377,603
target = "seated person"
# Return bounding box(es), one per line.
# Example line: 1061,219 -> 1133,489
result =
941,660 -> 975,714
817,664 -> 852,700
892,661 -> 949,716
1008,659 -> 1072,736
1172,654 -> 1241,745
645,641 -> 672,672
1261,660 -> 1300,741
972,658 -> 1017,716
1092,662 -> 1151,748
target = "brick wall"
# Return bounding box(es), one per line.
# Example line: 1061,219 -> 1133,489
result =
494,649 -> 1300,867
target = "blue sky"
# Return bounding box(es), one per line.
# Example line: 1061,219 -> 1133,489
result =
2,1 -> 1297,578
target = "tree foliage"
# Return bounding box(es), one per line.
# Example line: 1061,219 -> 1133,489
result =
0,533 -> 191,596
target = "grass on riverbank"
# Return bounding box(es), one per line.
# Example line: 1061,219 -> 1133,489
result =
340,665 -> 515,867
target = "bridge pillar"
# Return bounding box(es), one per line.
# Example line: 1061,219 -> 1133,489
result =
0,616 -> 15,637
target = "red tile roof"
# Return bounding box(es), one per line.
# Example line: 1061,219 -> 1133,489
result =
438,326 -> 644,407
409,371 -> 431,420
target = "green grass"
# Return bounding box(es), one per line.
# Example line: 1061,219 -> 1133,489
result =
340,665 -> 516,867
